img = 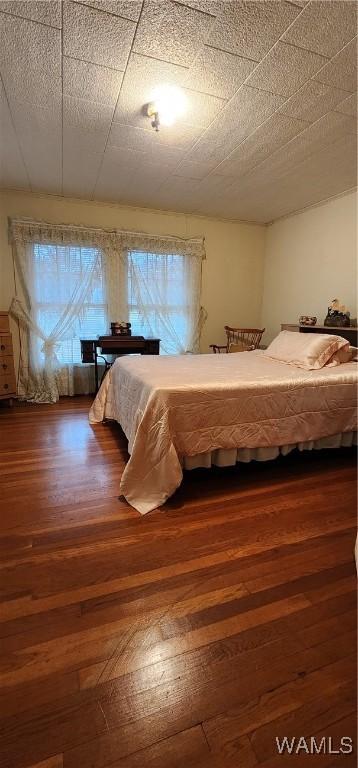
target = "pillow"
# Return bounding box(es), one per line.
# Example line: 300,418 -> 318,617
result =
325,346 -> 355,367
263,330 -> 350,370
229,341 -> 252,353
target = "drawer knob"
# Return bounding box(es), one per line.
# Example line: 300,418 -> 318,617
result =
4,383 -> 8,389
0,345 -> 5,351
2,363 -> 7,370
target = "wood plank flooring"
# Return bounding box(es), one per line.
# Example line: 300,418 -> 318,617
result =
0,396 -> 356,768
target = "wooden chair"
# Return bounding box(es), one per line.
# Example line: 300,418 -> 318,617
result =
210,326 -> 265,353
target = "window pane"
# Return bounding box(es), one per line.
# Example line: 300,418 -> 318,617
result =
33,243 -> 107,365
128,250 -> 190,353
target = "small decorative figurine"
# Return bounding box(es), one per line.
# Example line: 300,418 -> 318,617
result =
299,316 -> 317,326
324,299 -> 350,328
110,322 -> 132,336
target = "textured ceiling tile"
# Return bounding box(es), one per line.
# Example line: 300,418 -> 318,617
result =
282,0 -> 357,58
149,175 -> 202,213
185,138 -> 229,165
185,46 -> 256,99
335,92 -> 357,117
204,86 -> 286,149
177,1 -> 220,15
72,0 -> 143,21
63,150 -> 103,199
114,53 -> 187,127
0,12 -> 61,106
63,1 -> 135,70
174,158 -> 219,179
7,98 -> 62,192
94,146 -> 172,202
208,1 -> 301,60
252,111 -> 357,180
108,123 -> 184,164
63,58 -> 123,106
133,0 -> 215,67
9,98 -> 61,147
0,84 -> 29,189
0,1 -> 62,28
278,80 -> 350,124
63,95 -> 114,134
247,42 -> 326,98
63,97 -> 114,155
109,119 -> 203,152
216,113 -> 307,178
313,37 -> 357,92
183,89 -> 226,127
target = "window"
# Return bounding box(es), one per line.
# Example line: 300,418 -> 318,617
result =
127,250 -> 192,354
32,243 -> 107,365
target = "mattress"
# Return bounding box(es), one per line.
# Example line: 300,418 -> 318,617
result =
89,351 -> 357,514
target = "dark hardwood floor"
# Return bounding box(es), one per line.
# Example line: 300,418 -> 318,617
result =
0,396 -> 356,768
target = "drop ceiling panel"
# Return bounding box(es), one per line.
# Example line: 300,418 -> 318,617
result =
72,0 -> 143,21
63,1 -> 136,70
0,0 -> 62,27
132,0 -> 215,67
0,12 -> 61,106
246,42 -> 326,97
0,0 -> 357,223
63,58 -> 123,106
313,37 -> 357,92
278,80 -> 350,124
281,0 -> 357,58
207,1 -> 301,61
185,46 -> 256,99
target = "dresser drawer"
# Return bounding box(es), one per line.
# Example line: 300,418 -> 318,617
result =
0,336 -> 13,356
0,356 -> 15,376
0,313 -> 10,333
0,373 -> 16,396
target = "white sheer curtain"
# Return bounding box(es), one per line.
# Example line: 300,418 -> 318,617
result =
127,250 -> 205,354
9,219 -> 206,403
9,221 -> 117,403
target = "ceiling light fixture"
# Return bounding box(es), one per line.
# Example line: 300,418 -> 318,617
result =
144,84 -> 188,132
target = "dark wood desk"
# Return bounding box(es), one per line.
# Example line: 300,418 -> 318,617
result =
80,336 -> 160,392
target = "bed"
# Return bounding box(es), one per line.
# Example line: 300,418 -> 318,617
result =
89,348 -> 357,514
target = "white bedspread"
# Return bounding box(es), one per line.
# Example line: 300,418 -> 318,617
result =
89,351 -> 357,514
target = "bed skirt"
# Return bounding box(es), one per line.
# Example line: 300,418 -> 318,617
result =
182,431 -> 357,470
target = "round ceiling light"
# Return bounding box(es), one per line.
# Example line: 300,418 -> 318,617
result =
145,84 -> 188,131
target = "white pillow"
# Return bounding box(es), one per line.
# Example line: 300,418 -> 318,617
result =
263,330 -> 349,371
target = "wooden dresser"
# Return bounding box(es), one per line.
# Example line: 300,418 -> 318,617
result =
281,323 -> 358,346
0,312 -> 17,404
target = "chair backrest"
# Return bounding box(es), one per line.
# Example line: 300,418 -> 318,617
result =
224,326 -> 265,351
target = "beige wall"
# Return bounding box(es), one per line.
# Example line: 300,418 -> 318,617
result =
261,190 -> 358,343
0,190 -> 266,371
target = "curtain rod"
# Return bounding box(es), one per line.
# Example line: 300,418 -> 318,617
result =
9,218 -> 204,244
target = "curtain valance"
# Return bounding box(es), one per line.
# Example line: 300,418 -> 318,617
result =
9,219 -> 206,260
